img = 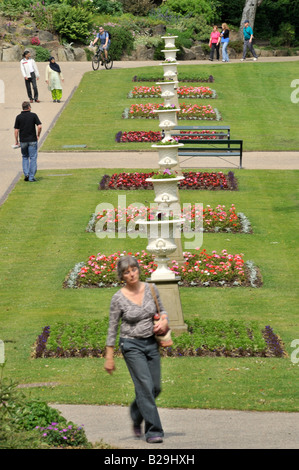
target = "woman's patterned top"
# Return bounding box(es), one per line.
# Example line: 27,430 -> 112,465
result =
106,283 -> 166,346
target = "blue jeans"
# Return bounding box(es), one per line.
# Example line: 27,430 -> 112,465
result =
20,141 -> 38,181
120,336 -> 164,439
222,42 -> 229,62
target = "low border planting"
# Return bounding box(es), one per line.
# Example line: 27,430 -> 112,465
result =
32,319 -> 285,359
128,86 -> 217,99
115,129 -> 226,143
132,74 -> 215,83
63,250 -> 262,289
99,171 -> 238,191
86,204 -> 252,234
122,103 -> 221,121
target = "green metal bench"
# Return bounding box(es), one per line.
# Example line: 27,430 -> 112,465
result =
171,125 -> 231,141
177,139 -> 243,169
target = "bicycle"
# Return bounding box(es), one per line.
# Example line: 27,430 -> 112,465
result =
92,47 -> 113,70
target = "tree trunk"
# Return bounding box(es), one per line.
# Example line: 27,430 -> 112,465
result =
239,0 -> 263,37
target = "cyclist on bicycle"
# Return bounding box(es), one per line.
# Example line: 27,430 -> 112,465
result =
92,26 -> 110,62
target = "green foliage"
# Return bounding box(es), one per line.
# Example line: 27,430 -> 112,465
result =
277,22 -> 296,47
122,0 -> 155,16
160,0 -> 219,23
0,366 -> 90,448
17,400 -> 67,430
31,45 -> 51,62
92,0 -> 123,16
51,4 -> 94,42
30,1 -> 54,31
104,24 -> 134,60
0,0 -> 31,20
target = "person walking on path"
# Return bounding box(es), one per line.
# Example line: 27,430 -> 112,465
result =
221,23 -> 230,62
20,51 -> 40,103
241,20 -> 258,61
45,57 -> 64,103
14,101 -> 42,182
209,25 -> 221,61
104,255 -> 169,444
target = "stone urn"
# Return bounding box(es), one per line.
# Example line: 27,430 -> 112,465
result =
156,81 -> 176,107
161,35 -> 178,49
153,107 -> 180,141
162,49 -> 179,61
137,219 -> 184,281
161,62 -> 179,80
152,143 -> 184,169
145,175 -> 184,204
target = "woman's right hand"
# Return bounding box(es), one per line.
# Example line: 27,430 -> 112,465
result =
104,358 -> 115,374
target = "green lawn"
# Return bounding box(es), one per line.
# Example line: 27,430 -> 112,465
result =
40,61 -> 299,152
1,168 -> 299,411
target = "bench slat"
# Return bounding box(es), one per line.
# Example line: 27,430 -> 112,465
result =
178,152 -> 240,156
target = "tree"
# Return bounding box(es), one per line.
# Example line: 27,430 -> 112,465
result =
240,0 -> 263,30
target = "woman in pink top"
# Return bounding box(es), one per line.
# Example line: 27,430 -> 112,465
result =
209,25 -> 221,61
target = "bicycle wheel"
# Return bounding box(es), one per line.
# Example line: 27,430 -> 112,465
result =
104,54 -> 113,70
92,54 -> 100,71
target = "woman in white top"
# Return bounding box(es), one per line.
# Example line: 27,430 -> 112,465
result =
45,57 -> 64,103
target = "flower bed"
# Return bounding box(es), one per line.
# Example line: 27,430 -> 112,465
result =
128,85 -> 217,99
123,103 -> 221,120
63,249 -> 262,290
33,319 -> 285,359
115,130 -> 225,143
132,74 -> 214,83
115,130 -> 162,142
86,204 -> 252,234
99,171 -> 238,191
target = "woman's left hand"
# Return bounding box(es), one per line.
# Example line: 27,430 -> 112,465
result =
153,315 -> 169,336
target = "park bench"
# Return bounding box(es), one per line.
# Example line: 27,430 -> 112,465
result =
171,125 -> 231,141
170,125 -> 243,169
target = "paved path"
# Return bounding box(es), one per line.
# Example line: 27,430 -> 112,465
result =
51,403 -> 299,449
1,58 -> 299,449
1,58 -> 299,204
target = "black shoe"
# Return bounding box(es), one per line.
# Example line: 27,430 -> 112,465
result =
24,175 -> 29,181
146,436 -> 163,444
29,178 -> 37,182
133,424 -> 142,438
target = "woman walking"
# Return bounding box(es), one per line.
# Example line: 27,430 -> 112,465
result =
221,23 -> 230,62
209,25 -> 221,61
45,57 -> 64,103
105,255 -> 169,443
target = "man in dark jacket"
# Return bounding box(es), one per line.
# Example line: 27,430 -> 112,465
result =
14,101 -> 42,182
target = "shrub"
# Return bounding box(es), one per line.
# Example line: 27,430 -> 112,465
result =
0,0 -> 31,20
122,0 -> 155,16
160,0 -> 219,24
31,45 -> 51,62
31,36 -> 40,46
92,0 -> 123,15
51,4 -> 94,42
278,22 -> 296,47
30,1 -> 54,32
104,24 -> 134,60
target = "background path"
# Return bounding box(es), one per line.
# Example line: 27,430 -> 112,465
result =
1,58 -> 298,205
1,58 -> 299,449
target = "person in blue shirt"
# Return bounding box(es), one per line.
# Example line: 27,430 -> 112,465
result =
92,26 -> 110,62
241,20 -> 258,61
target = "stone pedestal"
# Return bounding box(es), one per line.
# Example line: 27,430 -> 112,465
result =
148,278 -> 187,334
